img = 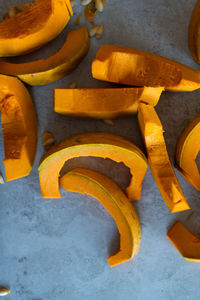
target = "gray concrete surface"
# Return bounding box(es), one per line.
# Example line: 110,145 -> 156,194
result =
0,0 -> 200,299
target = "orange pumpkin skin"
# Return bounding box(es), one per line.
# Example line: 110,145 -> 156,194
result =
0,0 -> 72,57
60,168 -> 141,267
92,45 -> 200,92
38,132 -> 148,200
0,75 -> 37,181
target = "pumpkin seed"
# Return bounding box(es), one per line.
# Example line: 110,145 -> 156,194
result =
0,288 -> 10,296
103,119 -> 115,126
0,174 -> 4,184
95,0 -> 104,12
69,82 -> 77,89
42,132 -> 55,151
81,0 -> 92,5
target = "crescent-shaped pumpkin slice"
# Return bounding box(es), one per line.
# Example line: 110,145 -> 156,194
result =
175,115 -> 200,190
138,103 -> 190,213
167,221 -> 200,262
92,45 -> 200,92
0,75 -> 37,181
54,87 -> 164,118
38,132 -> 148,200
60,168 -> 141,267
0,27 -> 89,86
188,0 -> 200,63
0,0 -> 72,57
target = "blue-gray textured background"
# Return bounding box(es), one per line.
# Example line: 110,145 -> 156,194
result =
0,0 -> 200,299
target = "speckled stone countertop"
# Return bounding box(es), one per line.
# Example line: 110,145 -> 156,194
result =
0,0 -> 200,299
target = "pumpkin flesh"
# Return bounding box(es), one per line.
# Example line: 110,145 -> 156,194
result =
138,103 -> 189,213
0,75 -> 37,181
60,168 -> 141,267
54,87 -> 164,118
167,221 -> 200,262
92,45 -> 200,92
0,27 -> 89,85
0,0 -> 72,57
39,133 -> 148,200
188,0 -> 200,63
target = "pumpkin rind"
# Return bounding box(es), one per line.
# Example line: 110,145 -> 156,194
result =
92,45 -> 200,92
188,0 -> 200,63
60,168 -> 141,267
38,132 -> 148,200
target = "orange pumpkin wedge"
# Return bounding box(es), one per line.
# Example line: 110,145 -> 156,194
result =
0,27 -> 89,86
167,221 -> 200,262
38,132 -> 148,200
188,0 -> 200,63
54,87 -> 164,118
0,0 -> 72,57
60,168 -> 141,267
92,45 -> 200,92
138,103 -> 189,213
0,75 -> 37,181
175,115 -> 200,190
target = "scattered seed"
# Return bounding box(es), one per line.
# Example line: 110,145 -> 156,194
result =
69,82 -> 77,88
0,174 -> 4,184
15,3 -> 30,12
8,6 -> 16,18
95,24 -> 103,38
0,288 -> 10,296
75,15 -> 81,25
70,0 -> 75,7
81,0 -> 92,5
103,119 -> 115,126
89,26 -> 98,37
42,132 -> 55,151
95,0 -> 104,12
89,25 -> 103,38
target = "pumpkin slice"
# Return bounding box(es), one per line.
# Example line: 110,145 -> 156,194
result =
167,221 -> 200,262
0,0 -> 72,57
54,87 -> 164,118
0,27 -> 89,86
138,103 -> 189,213
39,132 -> 148,200
92,45 -> 200,92
60,168 -> 141,267
0,75 -> 37,181
188,0 -> 200,63
175,115 -> 200,190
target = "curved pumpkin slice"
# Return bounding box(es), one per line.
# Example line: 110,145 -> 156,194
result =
38,132 -> 148,200
54,87 -> 164,118
188,0 -> 200,63
167,221 -> 200,262
92,45 -> 200,92
0,0 -> 72,57
175,115 -> 200,190
60,168 -> 141,267
0,75 -> 37,181
138,103 -> 189,213
0,27 -> 89,86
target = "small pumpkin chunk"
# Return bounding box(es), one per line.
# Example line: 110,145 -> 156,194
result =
175,114 -> 200,190
60,168 -> 141,267
92,45 -> 200,91
38,132 -> 148,200
167,221 -> 200,262
138,103 -> 189,213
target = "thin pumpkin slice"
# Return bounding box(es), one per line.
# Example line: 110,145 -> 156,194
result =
38,132 -> 148,200
92,45 -> 200,92
0,74 -> 37,181
0,0 -> 72,57
0,27 -> 89,86
188,0 -> 200,63
138,103 -> 190,213
60,168 -> 141,267
167,221 -> 200,262
54,87 -> 164,118
175,115 -> 200,190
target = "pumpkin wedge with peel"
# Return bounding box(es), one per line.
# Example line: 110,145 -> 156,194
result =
54,87 -> 164,118
0,27 -> 89,86
167,221 -> 200,262
175,115 -> 200,190
0,0 -> 72,57
138,103 -> 190,213
0,75 -> 37,181
60,168 -> 141,267
188,0 -> 200,63
39,132 -> 147,200
92,45 -> 200,92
